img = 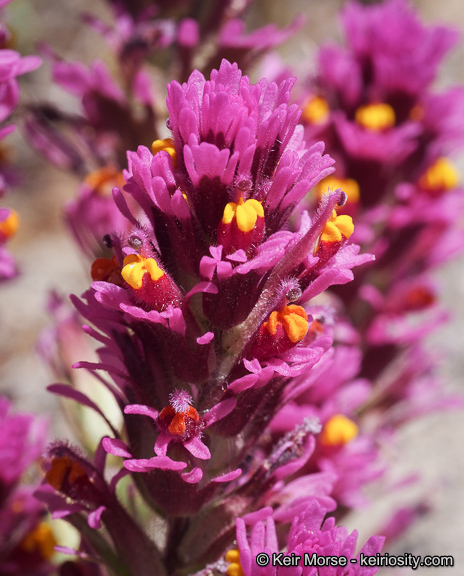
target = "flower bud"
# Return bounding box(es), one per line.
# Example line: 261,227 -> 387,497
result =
217,197 -> 265,255
121,253 -> 182,311
248,305 -> 309,361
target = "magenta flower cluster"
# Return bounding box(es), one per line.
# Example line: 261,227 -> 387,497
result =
37,57 -> 381,576
0,0 -> 40,280
298,0 -> 464,434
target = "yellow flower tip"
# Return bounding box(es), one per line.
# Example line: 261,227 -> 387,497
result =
321,210 -> 354,243
227,563 -> 245,576
226,550 -> 245,576
335,214 -> 355,239
281,305 -> 309,343
152,138 -> 177,166
222,198 -> 264,233
121,254 -> 164,289
355,103 -> 395,131
236,199 -> 264,232
321,220 -> 342,243
418,157 -> 460,192
320,414 -> 359,447
20,522 -> 57,560
317,176 -> 360,204
265,305 -> 309,343
0,208 -> 19,240
83,165 -> 125,195
222,201 -> 237,225
301,95 -> 330,125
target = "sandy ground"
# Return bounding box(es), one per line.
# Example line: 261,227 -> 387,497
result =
1,0 -> 463,574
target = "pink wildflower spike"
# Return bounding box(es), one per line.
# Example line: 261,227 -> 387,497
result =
166,59 -> 334,239
342,0 -> 458,96
36,21 -> 443,569
233,501 -> 385,576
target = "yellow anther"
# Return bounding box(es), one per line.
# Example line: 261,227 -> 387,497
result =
0,209 -> 19,239
227,563 -> 244,576
222,198 -> 264,233
301,95 -> 330,125
320,414 -> 358,447
266,305 -> 309,344
317,176 -> 360,204
152,138 -> 177,166
121,254 -> 164,289
222,203 -> 236,224
355,103 -> 395,131
418,157 -> 459,192
266,311 -> 279,335
83,165 -> 125,195
226,550 -> 245,576
321,210 -> 354,243
20,522 -> 57,560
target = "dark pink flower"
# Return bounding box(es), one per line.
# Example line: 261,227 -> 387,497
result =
231,501 -> 384,576
118,391 -> 238,483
